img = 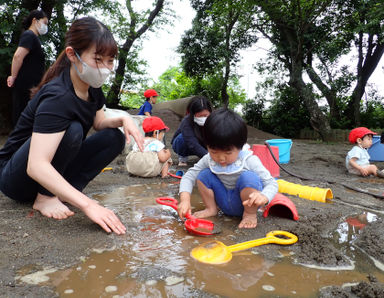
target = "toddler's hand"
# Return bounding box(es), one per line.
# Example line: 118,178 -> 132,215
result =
161,172 -> 169,178
243,191 -> 268,209
178,193 -> 191,219
360,167 -> 369,176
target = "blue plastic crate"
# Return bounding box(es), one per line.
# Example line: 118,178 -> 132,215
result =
368,135 -> 384,161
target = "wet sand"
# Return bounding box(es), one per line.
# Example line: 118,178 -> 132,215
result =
1,109 -> 384,297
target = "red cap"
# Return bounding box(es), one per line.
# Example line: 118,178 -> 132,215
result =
142,116 -> 169,133
348,127 -> 377,144
263,193 -> 299,221
144,89 -> 159,98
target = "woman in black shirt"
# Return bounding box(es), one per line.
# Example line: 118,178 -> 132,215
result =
7,10 -> 48,126
0,17 -> 144,235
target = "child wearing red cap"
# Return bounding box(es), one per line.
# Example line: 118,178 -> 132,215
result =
126,116 -> 172,178
346,127 -> 384,177
138,89 -> 158,116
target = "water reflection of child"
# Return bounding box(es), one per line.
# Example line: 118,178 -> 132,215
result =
177,108 -> 278,228
346,213 -> 368,242
346,127 -> 384,177
126,117 -> 172,178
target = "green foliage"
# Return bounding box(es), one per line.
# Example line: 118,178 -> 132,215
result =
244,84 -> 311,138
119,91 -> 143,109
119,65 -> 248,109
152,67 -> 197,100
360,88 -> 384,128
243,98 -> 265,128
178,0 -> 258,106
264,87 -> 311,138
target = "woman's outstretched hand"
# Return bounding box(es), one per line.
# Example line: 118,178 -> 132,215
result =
122,116 -> 144,152
83,199 -> 126,234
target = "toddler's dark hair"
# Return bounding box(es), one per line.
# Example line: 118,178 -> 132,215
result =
203,108 -> 247,150
145,128 -> 167,137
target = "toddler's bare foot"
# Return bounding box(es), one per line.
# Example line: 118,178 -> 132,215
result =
193,208 -> 217,218
239,211 -> 257,228
33,194 -> 74,220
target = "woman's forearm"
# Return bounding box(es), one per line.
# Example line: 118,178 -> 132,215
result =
11,55 -> 24,79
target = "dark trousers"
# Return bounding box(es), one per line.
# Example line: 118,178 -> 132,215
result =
172,133 -> 191,157
0,121 -> 125,202
12,86 -> 30,127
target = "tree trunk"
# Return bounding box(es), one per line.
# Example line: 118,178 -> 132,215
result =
107,49 -> 129,108
305,64 -> 340,122
221,58 -> 230,108
346,33 -> 384,126
283,27 -> 331,141
106,0 -> 164,107
290,58 -> 331,141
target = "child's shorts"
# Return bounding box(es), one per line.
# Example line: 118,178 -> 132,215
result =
197,169 -> 263,217
126,151 -> 172,177
347,163 -> 370,175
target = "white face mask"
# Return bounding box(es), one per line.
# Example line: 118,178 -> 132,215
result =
73,52 -> 111,88
36,20 -> 48,35
194,116 -> 207,126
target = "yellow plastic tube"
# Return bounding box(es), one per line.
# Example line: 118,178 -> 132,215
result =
277,179 -> 333,203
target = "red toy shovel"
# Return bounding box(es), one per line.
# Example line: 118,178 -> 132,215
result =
156,197 -> 218,236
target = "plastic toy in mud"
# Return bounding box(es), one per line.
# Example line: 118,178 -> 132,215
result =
168,170 -> 184,179
263,193 -> 299,221
190,230 -> 298,265
156,197 -> 219,236
277,179 -> 333,203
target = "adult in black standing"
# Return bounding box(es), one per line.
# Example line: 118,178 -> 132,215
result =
7,10 -> 48,126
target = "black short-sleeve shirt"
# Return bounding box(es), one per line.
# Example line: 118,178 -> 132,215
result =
0,67 -> 105,162
14,30 -> 45,89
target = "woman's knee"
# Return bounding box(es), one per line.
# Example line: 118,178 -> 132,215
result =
106,128 -> 125,152
62,121 -> 83,150
172,134 -> 186,155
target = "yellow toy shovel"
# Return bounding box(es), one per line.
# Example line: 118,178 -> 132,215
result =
190,230 -> 298,265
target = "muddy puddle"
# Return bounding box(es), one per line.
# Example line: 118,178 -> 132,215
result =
16,182 -> 384,297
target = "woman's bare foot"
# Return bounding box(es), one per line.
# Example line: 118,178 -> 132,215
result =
193,208 -> 218,218
239,211 -> 257,228
33,194 -> 74,220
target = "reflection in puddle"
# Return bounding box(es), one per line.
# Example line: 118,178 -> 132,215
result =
16,183 -> 384,297
336,212 -> 378,243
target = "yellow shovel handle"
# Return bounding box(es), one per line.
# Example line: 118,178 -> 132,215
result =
228,230 -> 298,252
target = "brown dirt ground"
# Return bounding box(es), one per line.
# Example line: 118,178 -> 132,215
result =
1,108 -> 384,297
